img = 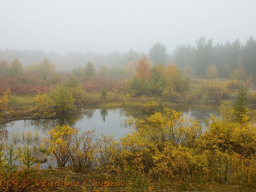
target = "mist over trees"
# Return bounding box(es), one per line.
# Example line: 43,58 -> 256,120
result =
0,49 -> 143,72
0,37 -> 255,81
149,43 -> 168,65
174,37 -> 256,80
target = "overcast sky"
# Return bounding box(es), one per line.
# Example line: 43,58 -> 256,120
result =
0,0 -> 255,54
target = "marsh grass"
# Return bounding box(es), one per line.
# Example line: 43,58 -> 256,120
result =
8,95 -> 35,109
12,130 -> 40,145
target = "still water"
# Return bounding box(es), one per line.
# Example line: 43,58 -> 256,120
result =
0,103 -> 219,168
0,103 -> 219,145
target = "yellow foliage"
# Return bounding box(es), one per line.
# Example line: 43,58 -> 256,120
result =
34,92 -> 56,117
0,88 -> 11,120
200,80 -> 229,101
69,129 -> 96,172
100,102 -> 256,184
44,125 -> 77,167
117,108 -> 201,180
70,85 -> 86,106
137,97 -> 159,115
135,108 -> 201,149
34,83 -> 78,117
36,102 -> 256,184
49,84 -> 76,114
196,102 -> 256,183
165,63 -> 190,93
96,135 -> 122,174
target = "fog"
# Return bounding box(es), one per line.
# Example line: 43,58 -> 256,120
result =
0,0 -> 255,54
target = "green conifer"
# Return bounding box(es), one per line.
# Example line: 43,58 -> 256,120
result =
233,85 -> 248,122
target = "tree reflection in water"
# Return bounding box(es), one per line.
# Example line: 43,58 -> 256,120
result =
100,108 -> 108,122
0,104 -> 221,149
27,112 -> 84,131
56,112 -> 84,127
82,108 -> 95,119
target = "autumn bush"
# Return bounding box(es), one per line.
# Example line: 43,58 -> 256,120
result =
34,82 -> 84,117
43,125 -> 97,172
196,102 -> 256,183
128,77 -> 151,96
92,102 -> 256,184
69,130 -> 96,172
0,88 -> 13,121
39,101 -> 256,185
199,80 -> 230,101
96,136 -> 121,174
49,84 -> 76,114
128,58 -> 190,97
226,79 -> 244,90
43,125 -> 77,168
136,97 -> 159,116
34,92 -> 56,117
105,108 -> 202,180
0,89 -> 9,115
162,88 -> 181,100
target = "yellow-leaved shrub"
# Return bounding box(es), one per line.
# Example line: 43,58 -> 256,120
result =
39,101 -> 256,185
43,125 -> 77,167
34,92 -> 56,117
0,88 -> 11,120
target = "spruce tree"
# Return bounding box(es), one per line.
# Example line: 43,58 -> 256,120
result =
233,85 -> 248,122
101,84 -> 107,98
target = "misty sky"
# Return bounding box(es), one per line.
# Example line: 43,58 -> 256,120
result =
0,0 -> 255,54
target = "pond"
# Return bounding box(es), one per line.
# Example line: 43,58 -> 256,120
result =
0,103 -> 220,168
0,103 -> 219,145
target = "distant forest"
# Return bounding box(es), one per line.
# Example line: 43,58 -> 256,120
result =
0,36 -> 255,79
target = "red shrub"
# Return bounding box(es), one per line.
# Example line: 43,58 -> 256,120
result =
80,78 -> 126,92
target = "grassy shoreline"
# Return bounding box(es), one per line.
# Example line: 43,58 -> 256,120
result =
2,93 -> 256,125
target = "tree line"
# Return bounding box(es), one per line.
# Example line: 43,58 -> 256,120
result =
1,37 -> 255,81
174,37 -> 256,80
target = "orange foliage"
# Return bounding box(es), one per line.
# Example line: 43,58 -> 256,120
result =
165,63 -> 181,81
136,57 -> 151,80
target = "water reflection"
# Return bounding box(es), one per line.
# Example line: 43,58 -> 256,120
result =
28,119 -> 58,132
0,103 -> 244,170
56,112 -> 84,126
26,112 -> 84,132
100,108 -> 108,122
83,108 -> 95,119
162,103 -> 218,130
0,127 -> 8,144
0,103 -> 221,146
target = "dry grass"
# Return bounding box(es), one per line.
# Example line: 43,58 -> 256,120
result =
34,169 -> 256,192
